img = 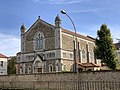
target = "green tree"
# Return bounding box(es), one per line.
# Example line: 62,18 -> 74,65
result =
8,56 -> 16,74
94,24 -> 118,69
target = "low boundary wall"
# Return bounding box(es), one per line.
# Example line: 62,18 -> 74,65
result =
0,70 -> 120,89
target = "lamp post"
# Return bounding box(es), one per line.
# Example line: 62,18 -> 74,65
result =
61,10 -> 78,73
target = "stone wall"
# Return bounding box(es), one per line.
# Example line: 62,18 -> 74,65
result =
0,71 -> 120,82
0,71 -> 120,89
79,70 -> 120,81
0,72 -> 77,82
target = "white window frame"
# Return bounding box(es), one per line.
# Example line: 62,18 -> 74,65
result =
34,32 -> 44,50
27,66 -> 31,74
82,49 -> 86,60
89,50 -> 94,62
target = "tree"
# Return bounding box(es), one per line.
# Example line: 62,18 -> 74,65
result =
8,56 -> 16,74
94,24 -> 118,69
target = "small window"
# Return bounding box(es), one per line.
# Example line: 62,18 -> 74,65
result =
20,66 -> 23,74
69,53 -> 73,58
0,61 -> 3,67
26,55 -> 31,60
27,66 -> 31,74
63,65 -> 66,71
55,62 -> 59,72
49,64 -> 53,72
63,52 -> 67,58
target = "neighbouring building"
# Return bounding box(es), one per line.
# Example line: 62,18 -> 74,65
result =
114,43 -> 120,63
0,53 -> 8,75
16,15 -> 101,74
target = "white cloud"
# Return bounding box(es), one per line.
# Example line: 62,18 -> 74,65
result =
70,9 -> 98,13
31,0 -> 92,4
0,33 -> 20,56
66,0 -> 91,3
69,7 -> 107,13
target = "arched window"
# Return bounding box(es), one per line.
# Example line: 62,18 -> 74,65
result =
63,65 -> 66,71
89,50 -> 94,62
27,66 -> 31,74
82,49 -> 86,59
20,66 -> 23,74
35,32 -> 44,50
55,60 -> 60,72
49,64 -> 53,72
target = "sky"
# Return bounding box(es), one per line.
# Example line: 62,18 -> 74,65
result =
0,0 -> 120,56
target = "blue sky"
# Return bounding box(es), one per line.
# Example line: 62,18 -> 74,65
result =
0,0 -> 120,56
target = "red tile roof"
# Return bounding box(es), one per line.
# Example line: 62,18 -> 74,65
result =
61,28 -> 95,42
78,63 -> 100,67
0,53 -> 8,58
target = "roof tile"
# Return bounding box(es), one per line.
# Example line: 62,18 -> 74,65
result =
0,53 -> 8,58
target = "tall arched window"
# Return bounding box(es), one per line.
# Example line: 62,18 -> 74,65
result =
82,49 -> 86,60
27,66 -> 31,74
35,32 -> 44,50
89,50 -> 94,62
49,64 -> 53,72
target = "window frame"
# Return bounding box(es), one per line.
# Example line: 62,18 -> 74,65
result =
34,32 -> 44,50
0,61 -> 3,67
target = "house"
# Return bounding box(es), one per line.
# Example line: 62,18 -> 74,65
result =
114,43 -> 120,63
0,53 -> 8,75
16,15 -> 101,74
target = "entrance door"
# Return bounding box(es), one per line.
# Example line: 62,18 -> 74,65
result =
38,68 -> 42,73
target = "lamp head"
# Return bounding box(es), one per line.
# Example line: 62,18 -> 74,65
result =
61,10 -> 66,14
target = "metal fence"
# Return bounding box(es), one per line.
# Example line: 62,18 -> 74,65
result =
0,81 -> 120,90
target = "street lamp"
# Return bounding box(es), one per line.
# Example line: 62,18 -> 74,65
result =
61,10 -> 77,73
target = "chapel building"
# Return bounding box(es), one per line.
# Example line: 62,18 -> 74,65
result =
16,15 -> 101,74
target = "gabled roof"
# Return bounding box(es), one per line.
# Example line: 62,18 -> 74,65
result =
62,28 -> 95,42
0,53 -> 8,58
24,17 -> 55,35
23,16 -> 95,42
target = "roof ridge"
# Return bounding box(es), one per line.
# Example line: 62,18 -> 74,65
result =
61,28 -> 95,42
0,53 -> 8,58
24,18 -> 55,35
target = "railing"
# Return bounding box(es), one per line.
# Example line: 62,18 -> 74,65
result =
0,81 -> 120,90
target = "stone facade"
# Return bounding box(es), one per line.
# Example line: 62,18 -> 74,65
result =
62,33 -> 74,51
16,15 -> 101,74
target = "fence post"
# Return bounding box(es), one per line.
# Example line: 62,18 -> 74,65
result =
33,81 -> 35,89
48,81 -> 49,89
